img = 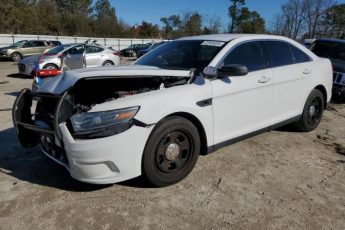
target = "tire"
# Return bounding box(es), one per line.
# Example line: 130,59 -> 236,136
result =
102,61 -> 114,66
11,52 -> 22,62
295,89 -> 325,132
142,116 -> 201,187
43,64 -> 58,70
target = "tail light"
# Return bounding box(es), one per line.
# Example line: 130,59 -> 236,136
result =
36,69 -> 62,77
113,51 -> 120,56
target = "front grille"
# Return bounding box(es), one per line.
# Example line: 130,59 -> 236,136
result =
40,134 -> 69,167
18,63 -> 25,73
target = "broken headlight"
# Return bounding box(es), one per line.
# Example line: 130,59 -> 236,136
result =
70,106 -> 139,134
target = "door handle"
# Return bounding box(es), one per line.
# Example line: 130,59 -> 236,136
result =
258,76 -> 271,83
303,69 -> 311,75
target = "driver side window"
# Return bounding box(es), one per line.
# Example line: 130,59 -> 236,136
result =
221,41 -> 267,72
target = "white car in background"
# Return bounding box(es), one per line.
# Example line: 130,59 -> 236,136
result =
18,43 -> 120,75
13,34 -> 332,187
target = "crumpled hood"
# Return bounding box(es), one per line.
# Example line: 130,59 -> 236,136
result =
37,65 -> 192,95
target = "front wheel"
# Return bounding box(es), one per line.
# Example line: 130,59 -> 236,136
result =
142,116 -> 200,187
295,89 -> 325,132
11,52 -> 22,62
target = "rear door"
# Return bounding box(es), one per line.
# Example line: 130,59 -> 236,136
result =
212,41 -> 274,144
63,45 -> 85,70
85,45 -> 105,67
261,41 -> 313,123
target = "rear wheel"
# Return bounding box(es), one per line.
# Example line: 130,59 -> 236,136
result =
43,64 -> 58,70
142,116 -> 200,187
11,52 -> 22,62
296,89 -> 324,132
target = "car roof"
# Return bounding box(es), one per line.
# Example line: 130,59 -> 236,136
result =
176,34 -> 294,42
177,34 -> 256,42
314,38 -> 345,44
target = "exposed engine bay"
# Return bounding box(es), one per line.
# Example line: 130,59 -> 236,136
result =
32,75 -> 191,139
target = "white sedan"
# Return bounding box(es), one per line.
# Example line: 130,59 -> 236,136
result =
13,34 -> 332,187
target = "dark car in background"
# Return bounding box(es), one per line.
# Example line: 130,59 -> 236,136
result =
120,43 -> 151,57
310,38 -> 345,102
137,41 -> 167,58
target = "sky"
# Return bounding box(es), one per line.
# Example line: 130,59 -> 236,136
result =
111,0 -> 345,30
110,0 -> 295,30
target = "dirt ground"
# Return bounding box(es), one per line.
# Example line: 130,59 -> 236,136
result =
0,58 -> 345,230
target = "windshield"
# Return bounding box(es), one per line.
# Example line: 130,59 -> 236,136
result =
311,41 -> 345,61
135,40 -> 225,71
45,44 -> 72,55
11,40 -> 27,47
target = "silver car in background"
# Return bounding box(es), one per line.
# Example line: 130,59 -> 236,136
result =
18,43 -> 121,75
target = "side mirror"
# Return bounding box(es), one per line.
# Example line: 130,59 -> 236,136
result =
203,64 -> 248,80
218,64 -> 248,77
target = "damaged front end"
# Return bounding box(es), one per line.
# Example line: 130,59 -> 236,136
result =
13,66 -> 194,168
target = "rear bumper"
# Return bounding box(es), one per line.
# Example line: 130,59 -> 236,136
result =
12,89 -> 153,184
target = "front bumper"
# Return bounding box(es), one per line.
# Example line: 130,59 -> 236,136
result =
18,63 -> 35,75
13,89 -> 153,184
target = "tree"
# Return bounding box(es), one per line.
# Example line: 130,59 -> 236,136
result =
238,11 -> 265,33
204,14 -> 223,34
228,0 -> 248,33
93,0 -> 118,37
137,21 -> 160,38
160,15 -> 182,39
228,0 -> 266,33
303,0 -> 336,38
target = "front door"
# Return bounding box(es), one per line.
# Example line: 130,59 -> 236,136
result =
212,41 -> 274,145
63,45 -> 85,70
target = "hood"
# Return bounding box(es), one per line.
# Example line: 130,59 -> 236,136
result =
19,54 -> 41,64
331,58 -> 345,73
37,65 -> 192,95
0,46 -> 18,51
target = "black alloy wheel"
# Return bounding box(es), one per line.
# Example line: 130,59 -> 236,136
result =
142,116 -> 200,187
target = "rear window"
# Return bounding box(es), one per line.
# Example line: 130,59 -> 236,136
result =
86,46 -> 104,53
262,41 -> 294,67
290,45 -> 311,63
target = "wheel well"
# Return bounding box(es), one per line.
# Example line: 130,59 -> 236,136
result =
314,85 -> 327,108
103,60 -> 114,65
43,63 -> 59,69
167,112 -> 208,155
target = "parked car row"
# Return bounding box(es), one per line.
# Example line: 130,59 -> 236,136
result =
18,43 -> 120,76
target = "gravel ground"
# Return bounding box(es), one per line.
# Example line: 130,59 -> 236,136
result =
0,59 -> 345,230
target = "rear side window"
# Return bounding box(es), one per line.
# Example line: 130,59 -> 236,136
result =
222,41 -> 267,72
86,46 -> 104,53
262,41 -> 294,68
290,45 -> 311,63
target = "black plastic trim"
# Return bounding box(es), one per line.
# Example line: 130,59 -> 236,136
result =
197,98 -> 213,107
207,115 -> 301,154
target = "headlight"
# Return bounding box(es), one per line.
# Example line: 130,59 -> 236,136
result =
70,106 -> 139,134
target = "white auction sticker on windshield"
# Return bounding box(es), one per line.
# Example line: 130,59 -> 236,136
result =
201,41 -> 225,47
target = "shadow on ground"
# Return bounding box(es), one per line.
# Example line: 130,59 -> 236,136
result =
7,73 -> 31,79
0,127 -> 112,192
